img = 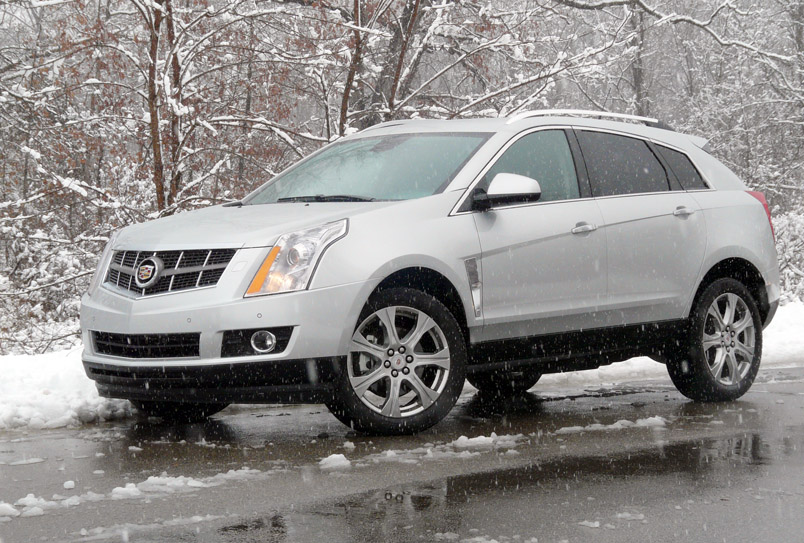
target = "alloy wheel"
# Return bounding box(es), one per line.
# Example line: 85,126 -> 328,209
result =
348,305 -> 451,418
702,293 -> 756,386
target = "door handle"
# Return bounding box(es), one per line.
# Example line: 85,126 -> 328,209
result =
571,222 -> 598,235
673,206 -> 695,217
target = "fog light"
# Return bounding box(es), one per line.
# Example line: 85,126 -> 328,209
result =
250,330 -> 277,353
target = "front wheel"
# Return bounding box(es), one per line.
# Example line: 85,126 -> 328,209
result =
131,401 -> 229,422
326,288 -> 467,435
666,278 -> 762,402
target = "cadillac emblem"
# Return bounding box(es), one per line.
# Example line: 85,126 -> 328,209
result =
134,256 -> 163,289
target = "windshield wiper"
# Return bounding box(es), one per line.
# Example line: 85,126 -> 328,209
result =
276,195 -> 376,203
222,200 -> 244,207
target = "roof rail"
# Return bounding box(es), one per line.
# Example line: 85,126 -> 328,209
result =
359,119 -> 415,133
506,109 -> 661,127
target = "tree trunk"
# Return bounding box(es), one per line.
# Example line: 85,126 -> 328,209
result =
629,6 -> 649,117
339,0 -> 364,135
146,7 -> 166,211
356,0 -> 425,129
237,21 -> 255,182
385,0 -> 422,116
164,0 -> 182,208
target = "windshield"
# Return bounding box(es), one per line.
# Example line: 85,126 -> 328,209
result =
245,132 -> 490,204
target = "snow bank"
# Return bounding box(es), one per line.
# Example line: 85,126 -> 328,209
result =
75,514 -> 229,541
579,520 -> 601,528
616,512 -> 646,521
0,502 -> 21,520
0,347 -> 130,430
451,432 -> 525,450
762,301 -> 804,366
8,457 -> 45,465
555,416 -> 667,435
2,467 -> 263,523
319,453 -> 352,470
137,474 -> 209,492
359,433 -> 529,466
110,484 -> 143,499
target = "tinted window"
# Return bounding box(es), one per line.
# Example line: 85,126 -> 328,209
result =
247,133 -> 489,204
577,131 -> 669,197
480,130 -> 579,203
656,145 -> 708,190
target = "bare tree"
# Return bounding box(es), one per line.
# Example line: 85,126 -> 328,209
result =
2,0 -> 804,353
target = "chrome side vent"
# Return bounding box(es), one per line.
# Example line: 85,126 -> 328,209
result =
464,257 -> 482,318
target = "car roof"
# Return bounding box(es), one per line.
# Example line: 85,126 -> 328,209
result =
353,112 -> 709,155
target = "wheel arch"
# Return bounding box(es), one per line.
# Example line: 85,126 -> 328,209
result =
691,258 -> 770,323
371,267 -> 471,342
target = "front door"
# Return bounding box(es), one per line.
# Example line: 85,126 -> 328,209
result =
471,129 -> 608,342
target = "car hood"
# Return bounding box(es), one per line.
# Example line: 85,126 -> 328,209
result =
114,201 -> 397,250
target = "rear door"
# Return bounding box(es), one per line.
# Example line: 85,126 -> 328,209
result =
574,129 -> 707,325
471,128 -> 608,341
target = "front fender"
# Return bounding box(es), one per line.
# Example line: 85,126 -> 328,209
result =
309,193 -> 482,351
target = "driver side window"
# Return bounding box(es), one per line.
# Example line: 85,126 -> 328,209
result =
480,130 -> 580,203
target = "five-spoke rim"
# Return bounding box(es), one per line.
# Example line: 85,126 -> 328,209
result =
348,305 -> 451,418
703,293 -> 756,386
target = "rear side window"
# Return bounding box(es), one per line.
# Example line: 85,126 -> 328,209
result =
480,130 -> 580,203
656,145 -> 708,190
576,131 -> 669,197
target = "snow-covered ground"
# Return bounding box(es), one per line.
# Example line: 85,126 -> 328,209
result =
0,348 -> 131,431
0,468 -> 265,524
1,302 -> 802,432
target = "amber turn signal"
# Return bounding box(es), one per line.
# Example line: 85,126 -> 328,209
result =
245,246 -> 281,295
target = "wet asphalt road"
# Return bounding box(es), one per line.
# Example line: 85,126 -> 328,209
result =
2,367 -> 804,543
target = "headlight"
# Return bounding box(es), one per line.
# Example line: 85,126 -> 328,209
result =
245,219 -> 348,296
87,229 -> 119,296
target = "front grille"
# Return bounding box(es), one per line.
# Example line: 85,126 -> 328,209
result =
92,331 -> 200,359
104,248 -> 237,297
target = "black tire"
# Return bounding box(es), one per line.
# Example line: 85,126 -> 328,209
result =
666,278 -> 762,402
325,287 -> 467,435
131,401 -> 229,422
466,367 -> 542,396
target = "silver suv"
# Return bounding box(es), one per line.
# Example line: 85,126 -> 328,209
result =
81,110 -> 780,435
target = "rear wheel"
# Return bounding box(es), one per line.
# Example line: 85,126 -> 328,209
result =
466,368 -> 542,396
131,401 -> 229,422
326,287 -> 467,435
666,278 -> 762,402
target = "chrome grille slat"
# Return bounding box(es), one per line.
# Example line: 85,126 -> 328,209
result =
108,261 -> 229,276
196,251 -> 212,287
103,248 -> 237,298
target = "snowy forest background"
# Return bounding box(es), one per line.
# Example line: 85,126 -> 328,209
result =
1,0 -> 803,355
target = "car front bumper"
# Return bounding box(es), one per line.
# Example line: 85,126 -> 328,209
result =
80,271 -> 378,403
84,357 -> 344,404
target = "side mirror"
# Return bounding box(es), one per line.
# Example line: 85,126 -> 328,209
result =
472,173 -> 542,211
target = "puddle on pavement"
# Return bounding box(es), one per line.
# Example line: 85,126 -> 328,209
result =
212,431 -> 795,543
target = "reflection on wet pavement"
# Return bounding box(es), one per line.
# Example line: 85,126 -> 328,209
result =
1,368 -> 803,542
213,429 -> 803,543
